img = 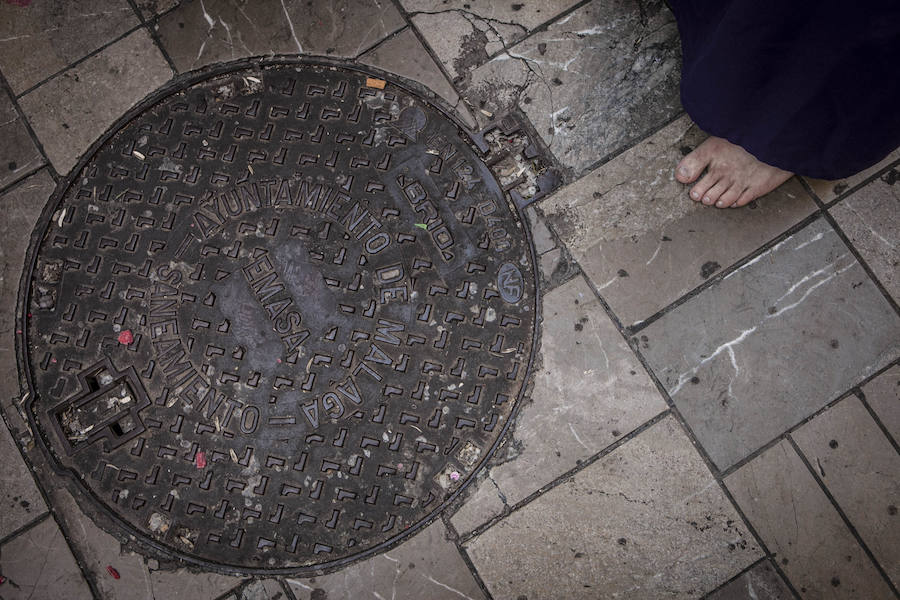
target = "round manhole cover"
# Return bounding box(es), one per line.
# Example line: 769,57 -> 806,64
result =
19,60 -> 537,573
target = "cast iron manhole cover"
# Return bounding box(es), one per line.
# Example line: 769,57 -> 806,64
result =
19,60 -> 536,573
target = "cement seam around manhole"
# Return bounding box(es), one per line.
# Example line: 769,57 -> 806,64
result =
16,57 -> 542,576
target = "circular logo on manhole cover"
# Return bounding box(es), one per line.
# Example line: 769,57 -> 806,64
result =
19,60 -> 537,573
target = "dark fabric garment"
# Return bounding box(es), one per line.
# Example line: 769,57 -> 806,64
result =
669,0 -> 900,179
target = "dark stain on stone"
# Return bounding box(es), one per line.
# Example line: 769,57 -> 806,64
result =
690,376 -> 700,384
830,339 -> 839,349
574,322 -> 583,331
679,145 -> 692,156
551,77 -> 563,86
517,595 -> 528,600
831,576 -> 841,587
782,557 -> 789,565
768,306 -> 778,315
453,27 -> 490,79
8,161 -> 16,170
888,504 -> 897,515
662,235 -> 672,241
881,168 -> 900,185
537,42 -> 547,55
408,562 -> 415,569
617,268 -> 629,277
511,3 -> 524,11
19,500 -> 29,508
833,182 -> 849,196
829,439 -> 839,449
592,191 -> 602,199
612,429 -> 620,436
617,538 -> 627,546
700,261 -> 720,279
574,551 -> 584,558
523,96 -> 532,104
311,589 -> 328,600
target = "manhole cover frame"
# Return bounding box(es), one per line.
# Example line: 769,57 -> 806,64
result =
14,55 -> 542,576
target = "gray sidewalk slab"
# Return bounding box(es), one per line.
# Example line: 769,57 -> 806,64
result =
705,560 -> 793,600
540,115 -> 817,328
863,366 -> 900,441
641,218 -> 900,470
0,87 -> 43,190
726,440 -> 895,599
465,416 -> 761,599
792,396 -> 900,587
0,422 -> 46,539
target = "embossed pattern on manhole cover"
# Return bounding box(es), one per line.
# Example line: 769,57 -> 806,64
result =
19,61 -> 536,573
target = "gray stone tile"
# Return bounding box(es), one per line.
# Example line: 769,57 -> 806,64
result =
403,0 -> 581,80
526,206 -> 555,255
0,0 -> 139,94
463,0 -> 681,174
45,486 -> 243,600
830,176 -> 899,301
863,365 -> 900,442
359,28 -> 459,107
706,560 -> 793,600
641,219 -> 900,470
18,29 -> 171,175
726,440 -> 895,599
0,422 -> 46,539
156,0 -> 405,72
0,517 -> 92,599
465,416 -> 761,599
0,171 -> 54,406
0,88 -> 43,190
221,579 -> 287,600
286,521 -> 485,600
792,397 -> 900,587
541,116 -> 817,327
451,276 -> 667,533
804,147 -> 900,203
135,0 -> 182,19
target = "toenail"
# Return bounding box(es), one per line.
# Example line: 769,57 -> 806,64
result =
716,200 -> 725,207
678,167 -> 689,177
690,191 -> 699,199
703,196 -> 712,204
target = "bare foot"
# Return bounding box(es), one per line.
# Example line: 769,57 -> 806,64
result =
675,136 -> 793,208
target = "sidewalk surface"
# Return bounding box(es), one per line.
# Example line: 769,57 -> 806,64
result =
0,1 -> 898,599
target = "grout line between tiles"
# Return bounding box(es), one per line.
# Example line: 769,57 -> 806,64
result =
0,70 -> 60,184
825,157 -> 900,208
821,205 -> 900,317
458,409 -> 671,545
786,435 -> 900,597
352,23 -> 410,59
0,164 -> 50,197
624,209 -> 824,335
442,515 -> 495,600
278,577 -> 300,600
698,556 -> 800,600
857,388 -> 900,454
125,0 -> 180,75
13,23 -> 147,100
0,511 -> 51,548
213,579 -> 251,600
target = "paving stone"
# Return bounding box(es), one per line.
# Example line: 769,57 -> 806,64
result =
463,0 -> 681,174
0,517 -> 92,599
0,0 -> 139,94
804,147 -> 900,203
726,440 -> 895,599
830,177 -> 899,301
221,579 -> 288,600
541,116 -> 817,327
18,30 -> 171,175
526,206 -> 555,255
792,397 -> 900,587
641,218 -> 900,470
156,0 -> 405,72
403,0 -> 581,80
465,416 -> 761,599
0,171 -> 54,406
0,88 -> 43,190
862,365 -> 900,442
286,521 -> 485,600
452,276 -> 666,533
449,472 -> 508,536
0,422 -> 46,540
359,28 -> 459,107
706,560 -> 793,600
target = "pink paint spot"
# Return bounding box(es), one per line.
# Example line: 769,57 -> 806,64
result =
106,565 -> 120,579
0,574 -> 5,584
196,451 -> 207,469
117,330 -> 134,345
397,463 -> 403,469
5,0 -> 32,6
450,471 -> 460,481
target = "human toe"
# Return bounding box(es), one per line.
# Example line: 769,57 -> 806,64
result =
702,179 -> 732,206
715,184 -> 743,208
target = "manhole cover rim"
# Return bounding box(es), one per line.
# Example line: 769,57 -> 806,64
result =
16,55 -> 542,576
